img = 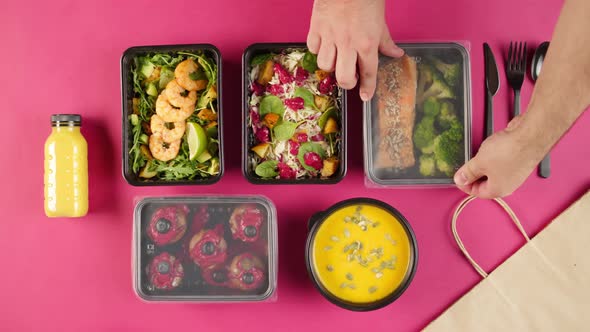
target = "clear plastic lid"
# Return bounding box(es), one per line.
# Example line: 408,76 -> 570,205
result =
364,42 -> 472,187
133,195 -> 277,302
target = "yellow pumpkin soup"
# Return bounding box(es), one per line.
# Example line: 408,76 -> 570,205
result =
311,203 -> 411,304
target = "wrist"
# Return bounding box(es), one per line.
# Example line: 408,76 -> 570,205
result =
516,103 -> 565,157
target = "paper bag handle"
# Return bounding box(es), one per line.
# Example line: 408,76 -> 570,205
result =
451,195 -> 531,278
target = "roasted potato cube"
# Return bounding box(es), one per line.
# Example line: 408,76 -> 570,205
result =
321,157 -> 340,177
257,60 -> 275,86
139,161 -> 157,179
323,117 -> 339,134
198,109 -> 218,121
132,98 -> 140,115
314,95 -> 330,111
315,69 -> 330,81
251,143 -> 271,158
263,113 -> 280,129
140,145 -> 153,161
207,85 -> 218,99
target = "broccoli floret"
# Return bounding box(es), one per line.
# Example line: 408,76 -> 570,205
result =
429,69 -> 455,99
431,58 -> 461,87
438,101 -> 459,130
421,141 -> 435,154
419,154 -> 436,177
433,123 -> 464,176
436,158 -> 454,177
423,97 -> 441,117
413,116 -> 437,150
418,63 -> 455,103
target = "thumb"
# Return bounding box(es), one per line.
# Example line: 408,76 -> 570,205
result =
454,157 -> 485,186
379,27 -> 404,58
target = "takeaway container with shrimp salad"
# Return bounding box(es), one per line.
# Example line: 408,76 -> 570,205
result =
364,42 -> 472,188
121,44 -> 223,186
133,195 -> 278,302
242,43 -> 347,184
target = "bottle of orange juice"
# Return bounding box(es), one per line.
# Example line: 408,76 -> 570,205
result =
44,114 -> 88,217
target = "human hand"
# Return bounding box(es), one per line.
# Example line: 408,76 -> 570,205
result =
453,116 -> 546,198
306,0 -> 404,101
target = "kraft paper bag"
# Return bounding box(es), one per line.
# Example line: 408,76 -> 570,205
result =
423,191 -> 590,332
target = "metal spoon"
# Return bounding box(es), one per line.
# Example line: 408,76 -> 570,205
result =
531,41 -> 550,178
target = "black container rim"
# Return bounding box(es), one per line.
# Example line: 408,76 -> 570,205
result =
363,42 -> 472,186
305,197 -> 418,311
133,195 -> 278,302
241,43 -> 348,185
120,44 -> 224,186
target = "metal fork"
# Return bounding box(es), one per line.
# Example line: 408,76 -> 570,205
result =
506,42 -> 527,117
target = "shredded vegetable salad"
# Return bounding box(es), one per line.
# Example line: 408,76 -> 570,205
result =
247,48 -> 342,180
128,51 -> 220,182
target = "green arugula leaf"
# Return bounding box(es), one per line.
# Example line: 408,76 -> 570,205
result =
255,160 -> 279,178
273,121 -> 299,141
297,142 -> 326,172
302,51 -> 318,73
259,95 -> 285,117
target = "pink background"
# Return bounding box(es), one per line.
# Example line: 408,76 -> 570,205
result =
2,0 -> 588,331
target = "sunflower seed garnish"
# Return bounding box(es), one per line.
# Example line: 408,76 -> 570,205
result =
346,273 -> 354,281
369,286 -> 378,294
375,272 -> 384,279
323,245 -> 333,251
340,282 -> 348,289
326,265 -> 334,272
330,235 -> 340,242
348,283 -> 356,289
343,228 -> 351,238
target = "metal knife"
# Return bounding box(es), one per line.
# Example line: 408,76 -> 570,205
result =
484,43 -> 500,139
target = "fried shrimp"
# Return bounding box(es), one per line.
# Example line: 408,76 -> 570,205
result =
175,59 -> 208,92
150,114 -> 186,143
149,135 -> 181,162
155,90 -> 194,122
165,80 -> 197,108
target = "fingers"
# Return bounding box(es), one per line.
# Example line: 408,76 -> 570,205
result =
454,157 -> 485,187
335,47 -> 358,90
454,158 -> 506,199
357,47 -> 379,101
307,31 -> 321,55
317,40 -> 336,72
378,27 -> 404,58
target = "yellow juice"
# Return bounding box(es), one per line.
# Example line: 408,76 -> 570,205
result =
311,203 -> 412,304
44,115 -> 88,218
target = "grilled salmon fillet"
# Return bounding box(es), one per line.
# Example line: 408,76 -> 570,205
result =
373,55 -> 417,170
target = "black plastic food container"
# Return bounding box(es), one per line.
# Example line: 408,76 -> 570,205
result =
305,198 -> 418,311
242,43 -> 347,184
121,44 -> 223,186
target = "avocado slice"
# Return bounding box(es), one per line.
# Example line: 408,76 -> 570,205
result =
159,66 -> 175,89
140,61 -> 155,79
196,150 -> 213,163
146,82 -> 158,97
